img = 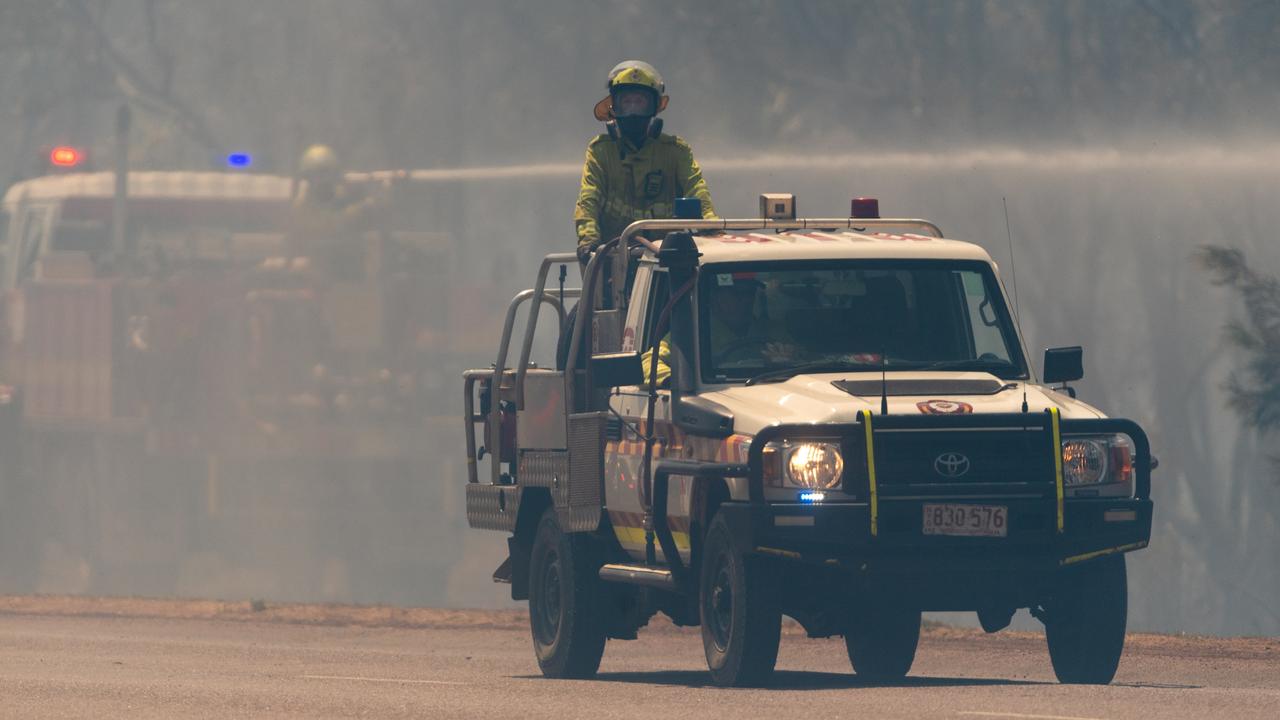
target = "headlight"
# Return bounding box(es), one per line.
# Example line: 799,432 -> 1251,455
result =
785,442 -> 844,489
1062,434 -> 1135,497
1062,439 -> 1108,486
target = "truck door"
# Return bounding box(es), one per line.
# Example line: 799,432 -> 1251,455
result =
605,259 -> 674,558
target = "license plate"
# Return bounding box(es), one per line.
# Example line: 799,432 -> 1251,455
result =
922,503 -> 1008,537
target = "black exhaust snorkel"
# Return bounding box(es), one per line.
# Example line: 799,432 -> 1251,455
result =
641,231 -> 700,564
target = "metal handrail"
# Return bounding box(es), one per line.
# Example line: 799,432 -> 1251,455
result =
462,369 -> 487,485
564,241 -> 617,410
493,288 -> 572,383
481,216 -> 946,480
486,286 -> 577,485
514,252 -> 579,408
620,217 -> 945,242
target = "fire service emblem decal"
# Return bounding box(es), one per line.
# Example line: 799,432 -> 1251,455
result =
916,399 -> 974,415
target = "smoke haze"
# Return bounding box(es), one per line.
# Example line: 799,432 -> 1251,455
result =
0,1 -> 1276,636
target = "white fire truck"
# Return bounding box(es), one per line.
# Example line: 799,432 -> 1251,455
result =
464,195 -> 1154,687
0,167 -> 460,595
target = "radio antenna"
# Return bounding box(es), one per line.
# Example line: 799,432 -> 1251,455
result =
880,346 -> 889,415
1003,197 -> 1029,414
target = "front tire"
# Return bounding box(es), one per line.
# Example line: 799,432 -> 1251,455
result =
1043,554 -> 1128,685
528,507 -> 606,679
699,512 -> 781,687
844,603 -> 921,680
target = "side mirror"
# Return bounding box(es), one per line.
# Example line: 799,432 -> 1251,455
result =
1043,346 -> 1084,386
591,351 -> 644,388
675,395 -> 735,438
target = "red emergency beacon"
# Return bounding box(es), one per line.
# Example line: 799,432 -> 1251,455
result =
850,197 -> 880,219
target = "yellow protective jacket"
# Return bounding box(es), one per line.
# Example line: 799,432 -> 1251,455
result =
287,183 -> 386,280
641,335 -> 674,388
574,132 -> 716,247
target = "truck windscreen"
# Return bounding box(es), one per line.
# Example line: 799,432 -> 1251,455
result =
697,260 -> 1027,383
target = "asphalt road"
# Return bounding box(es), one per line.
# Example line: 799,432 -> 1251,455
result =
0,598 -> 1276,719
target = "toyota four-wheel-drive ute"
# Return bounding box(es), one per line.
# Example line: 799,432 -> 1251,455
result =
461,195 -> 1155,687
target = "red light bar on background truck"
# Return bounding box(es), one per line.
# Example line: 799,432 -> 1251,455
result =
50,146 -> 84,167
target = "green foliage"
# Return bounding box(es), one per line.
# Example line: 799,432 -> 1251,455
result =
1197,246 -> 1280,460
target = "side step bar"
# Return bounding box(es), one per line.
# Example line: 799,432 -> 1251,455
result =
598,563 -> 675,590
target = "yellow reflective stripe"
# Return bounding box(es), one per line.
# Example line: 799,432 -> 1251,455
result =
861,410 -> 879,537
612,525 -> 690,552
1049,407 -> 1064,534
1061,541 -> 1147,566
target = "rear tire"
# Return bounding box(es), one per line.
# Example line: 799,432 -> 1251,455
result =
528,507 -> 606,679
844,603 -> 921,680
699,512 -> 781,687
1044,554 -> 1128,685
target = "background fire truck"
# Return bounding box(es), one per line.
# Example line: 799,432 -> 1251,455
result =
0,164 -> 478,599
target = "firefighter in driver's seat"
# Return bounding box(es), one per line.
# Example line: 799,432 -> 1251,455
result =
574,60 -> 717,264
642,275 -> 792,387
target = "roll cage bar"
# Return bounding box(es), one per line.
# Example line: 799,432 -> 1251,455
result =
466,216 -> 945,486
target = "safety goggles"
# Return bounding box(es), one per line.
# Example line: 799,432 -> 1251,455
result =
611,87 -> 656,118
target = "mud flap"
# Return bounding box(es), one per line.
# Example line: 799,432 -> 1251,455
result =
508,535 -> 532,600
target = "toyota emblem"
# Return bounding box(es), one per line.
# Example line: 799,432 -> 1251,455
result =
934,452 -> 971,478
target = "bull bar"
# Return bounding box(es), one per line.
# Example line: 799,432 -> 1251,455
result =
649,409 -> 1152,591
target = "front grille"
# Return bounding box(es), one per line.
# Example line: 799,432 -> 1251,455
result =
870,427 -> 1053,488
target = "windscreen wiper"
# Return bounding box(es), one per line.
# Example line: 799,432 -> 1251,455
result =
745,360 -> 877,386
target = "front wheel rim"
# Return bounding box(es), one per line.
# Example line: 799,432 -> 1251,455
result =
705,556 -> 734,652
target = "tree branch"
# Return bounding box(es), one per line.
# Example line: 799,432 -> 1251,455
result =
65,0 -> 222,153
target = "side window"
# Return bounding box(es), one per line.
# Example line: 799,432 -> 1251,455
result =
641,269 -> 671,351
961,270 -> 1012,362
52,220 -> 109,257
17,206 -> 49,283
621,262 -> 653,353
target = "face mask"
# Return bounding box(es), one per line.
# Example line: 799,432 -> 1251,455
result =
616,116 -> 652,146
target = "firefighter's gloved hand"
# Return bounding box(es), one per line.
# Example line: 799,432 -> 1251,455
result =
576,242 -> 596,264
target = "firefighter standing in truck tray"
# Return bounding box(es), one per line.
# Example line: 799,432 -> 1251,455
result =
288,144 -> 383,282
574,60 -> 717,262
